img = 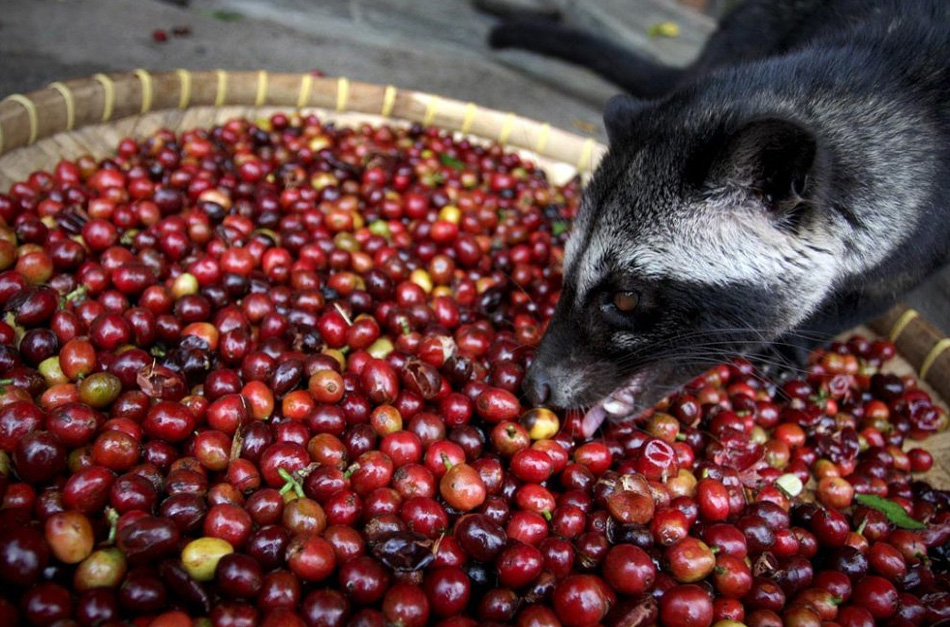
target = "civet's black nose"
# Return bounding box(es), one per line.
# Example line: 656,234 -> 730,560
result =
524,366 -> 552,406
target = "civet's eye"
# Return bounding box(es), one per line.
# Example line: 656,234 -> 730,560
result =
612,291 -> 639,313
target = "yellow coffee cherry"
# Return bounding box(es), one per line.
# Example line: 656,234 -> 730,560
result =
181,537 -> 234,581
410,269 -> 433,294
438,205 -> 461,224
520,408 -> 560,441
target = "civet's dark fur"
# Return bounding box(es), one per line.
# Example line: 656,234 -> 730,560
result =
490,1 -> 950,414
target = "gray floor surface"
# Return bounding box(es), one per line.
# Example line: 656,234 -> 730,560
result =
1,0 -> 947,333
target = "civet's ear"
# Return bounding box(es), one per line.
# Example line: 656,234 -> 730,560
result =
689,117 -> 817,215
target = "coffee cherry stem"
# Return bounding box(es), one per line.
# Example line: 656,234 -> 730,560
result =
277,467 -> 304,498
229,429 -> 244,461
332,302 -> 353,326
431,532 -> 445,557
856,518 -> 868,536
104,507 -> 120,544
343,462 -> 360,479
60,284 -> 87,309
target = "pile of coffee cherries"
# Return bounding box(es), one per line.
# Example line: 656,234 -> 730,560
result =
0,111 -> 948,627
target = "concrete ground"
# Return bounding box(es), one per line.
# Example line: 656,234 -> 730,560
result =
1,0 -> 947,333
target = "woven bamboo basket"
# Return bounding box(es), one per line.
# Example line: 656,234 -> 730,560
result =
0,70 -> 947,489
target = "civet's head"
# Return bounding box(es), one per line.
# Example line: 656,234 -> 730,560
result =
525,92 -> 844,430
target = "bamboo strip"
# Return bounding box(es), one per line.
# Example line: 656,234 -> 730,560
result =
871,304 -> 950,405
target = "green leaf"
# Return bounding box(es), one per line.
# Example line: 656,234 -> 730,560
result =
854,494 -> 926,530
210,10 -> 244,21
551,221 -> 569,237
438,153 -> 465,171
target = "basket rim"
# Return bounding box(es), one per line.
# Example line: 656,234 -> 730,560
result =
0,70 -> 607,174
0,69 -> 948,418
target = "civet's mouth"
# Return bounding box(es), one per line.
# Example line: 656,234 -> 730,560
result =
578,371 -> 650,437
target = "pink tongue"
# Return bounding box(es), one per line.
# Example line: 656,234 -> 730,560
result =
580,405 -> 608,438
